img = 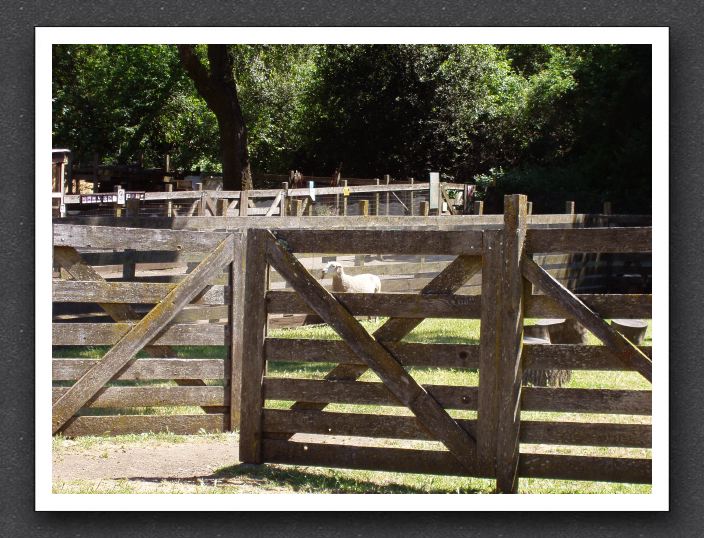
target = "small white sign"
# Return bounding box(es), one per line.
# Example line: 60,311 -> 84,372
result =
309,181 -> 316,202
117,188 -> 126,205
59,204 -> 66,217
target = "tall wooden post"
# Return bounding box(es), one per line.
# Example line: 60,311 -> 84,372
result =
281,182 -> 289,217
409,177 -> 415,216
342,180 -> 348,216
495,194 -> 528,493
565,200 -> 575,214
477,229 -> 503,476
375,178 -> 380,216
113,185 -> 123,217
419,201 -> 429,216
384,174 -> 391,216
292,199 -> 303,216
228,232 -> 247,429
473,201 -> 484,215
526,201 -> 533,215
306,197 -> 314,216
238,230 -> 269,463
165,183 -> 173,217
196,182 -> 205,216
239,189 -> 249,217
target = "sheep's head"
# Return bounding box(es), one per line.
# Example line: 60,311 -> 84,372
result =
321,262 -> 343,279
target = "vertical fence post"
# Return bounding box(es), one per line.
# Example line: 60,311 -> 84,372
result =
306,197 -> 314,216
565,200 -> 575,214
292,198 -> 303,216
228,232 -> 246,430
410,177 -> 415,216
477,229 -> 503,477
473,200 -> 484,215
526,201 -> 533,215
113,185 -> 123,217
196,182 -> 205,216
165,183 -> 173,217
218,198 -> 229,216
281,182 -> 288,217
238,229 -> 269,463
342,180 -> 348,216
384,174 -> 391,216
419,200 -> 429,216
495,194 -> 528,493
375,178 -> 380,216
239,189 -> 249,217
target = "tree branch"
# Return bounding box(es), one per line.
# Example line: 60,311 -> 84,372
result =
177,45 -> 217,105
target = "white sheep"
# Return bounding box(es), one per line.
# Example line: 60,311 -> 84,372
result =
321,262 -> 381,321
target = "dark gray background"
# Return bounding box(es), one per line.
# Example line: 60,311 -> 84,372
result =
1,1 -> 700,536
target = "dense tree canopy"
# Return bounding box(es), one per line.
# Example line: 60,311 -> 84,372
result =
52,43 -> 651,211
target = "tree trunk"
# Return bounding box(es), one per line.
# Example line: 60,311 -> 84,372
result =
177,44 -> 252,191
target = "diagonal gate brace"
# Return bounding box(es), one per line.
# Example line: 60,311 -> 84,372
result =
51,235 -> 235,433
522,255 -> 652,383
265,231 -> 478,471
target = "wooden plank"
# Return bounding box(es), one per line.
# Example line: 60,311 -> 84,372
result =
266,291 -> 482,318
53,246 -> 223,415
53,280 -> 176,303
262,409 -> 651,448
229,232 -> 246,429
51,235 -> 235,433
53,386 -> 226,407
52,358 -> 225,381
495,194 -> 528,493
522,256 -> 652,382
238,230 -> 270,464
53,224 -> 229,251
61,414 -> 227,437
525,293 -> 652,319
265,339 -> 481,368
523,344 -> 652,370
263,440 -> 650,483
521,387 -> 651,415
172,305 -> 230,323
477,229 -> 502,473
265,191 -> 283,216
271,229 -> 483,255
526,227 -> 652,254
52,322 -> 227,346
265,231 -> 478,471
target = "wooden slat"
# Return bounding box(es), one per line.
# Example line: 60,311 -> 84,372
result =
262,409 -> 651,448
60,414 -> 227,437
52,358 -> 225,381
238,230 -> 270,464
263,440 -> 651,483
521,387 -> 651,415
264,231 -> 478,471
477,229 -> 503,473
53,280 -> 176,303
526,227 -> 652,253
267,291 -> 482,318
525,294 -> 651,319
53,224 -> 229,251
264,339 -> 480,368
52,322 -> 227,346
523,344 -> 652,370
53,386 -> 226,407
522,256 -> 652,382
495,194 -> 528,493
270,229 -> 483,255
51,235 -> 235,433
229,230 -> 247,429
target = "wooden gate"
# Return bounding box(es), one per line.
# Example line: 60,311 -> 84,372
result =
52,226 -> 244,436
237,195 -> 653,493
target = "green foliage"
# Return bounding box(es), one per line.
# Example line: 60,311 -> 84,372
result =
52,43 -> 651,212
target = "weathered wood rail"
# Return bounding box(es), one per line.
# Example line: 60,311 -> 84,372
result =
51,202 -> 652,492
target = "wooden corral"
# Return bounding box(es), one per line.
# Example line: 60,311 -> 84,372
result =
51,203 -> 652,492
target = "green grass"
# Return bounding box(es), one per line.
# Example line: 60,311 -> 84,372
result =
52,317 -> 653,494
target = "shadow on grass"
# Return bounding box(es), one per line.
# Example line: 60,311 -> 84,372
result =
207,463 -> 486,494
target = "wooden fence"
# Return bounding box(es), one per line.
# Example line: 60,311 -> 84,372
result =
51,200 -> 652,492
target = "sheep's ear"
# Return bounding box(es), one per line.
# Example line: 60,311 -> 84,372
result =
335,266 -> 342,274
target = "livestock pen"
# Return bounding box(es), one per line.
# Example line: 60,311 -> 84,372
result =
51,196 -> 653,493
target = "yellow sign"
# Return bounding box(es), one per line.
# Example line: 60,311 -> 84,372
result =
343,187 -> 350,197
